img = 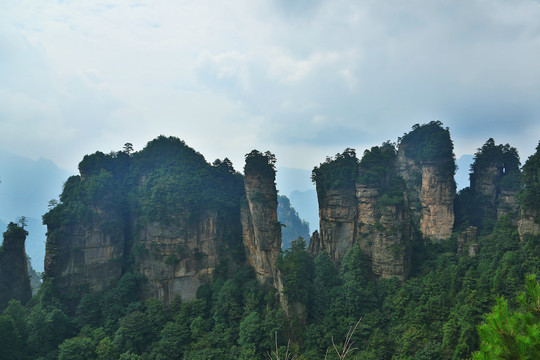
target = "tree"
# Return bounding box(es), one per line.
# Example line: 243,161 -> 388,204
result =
123,143 -> 134,156
472,274 -> 540,359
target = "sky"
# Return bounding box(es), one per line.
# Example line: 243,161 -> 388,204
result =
2,0 -> 540,175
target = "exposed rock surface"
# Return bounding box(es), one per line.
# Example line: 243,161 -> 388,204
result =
44,205 -> 125,293
242,167 -> 281,285
0,223 -> 32,310
311,145 -> 412,280
317,188 -> 357,262
134,211 -> 238,302
457,226 -> 478,256
396,141 -> 455,240
420,163 -> 455,239
370,205 -> 412,280
518,210 -> 540,241
44,138 -> 284,305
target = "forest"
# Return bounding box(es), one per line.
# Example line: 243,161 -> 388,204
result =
0,128 -> 539,360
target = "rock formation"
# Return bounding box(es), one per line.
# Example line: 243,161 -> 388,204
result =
0,223 -> 32,310
44,200 -> 125,293
311,145 -> 412,280
464,138 -> 521,232
43,139 -> 285,305
134,211 -> 240,302
396,122 -> 456,240
518,210 -> 540,241
457,226 -> 478,256
242,150 -> 281,286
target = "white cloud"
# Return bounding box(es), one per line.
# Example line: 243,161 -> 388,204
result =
1,0 -> 540,173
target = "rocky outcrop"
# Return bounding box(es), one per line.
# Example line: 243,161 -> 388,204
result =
311,145 -> 412,280
317,188 -> 357,262
420,163 -> 455,239
0,223 -> 32,310
307,230 -> 322,254
370,204 -> 412,280
518,210 -> 540,241
465,139 -> 521,231
457,226 -> 478,256
242,154 -> 281,286
44,205 -> 125,293
396,123 -> 456,241
134,211 -> 238,302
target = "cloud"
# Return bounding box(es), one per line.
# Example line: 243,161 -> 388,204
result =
1,0 -> 540,173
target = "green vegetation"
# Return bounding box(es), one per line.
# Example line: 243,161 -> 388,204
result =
3,133 -> 538,359
277,196 -> 310,249
358,141 -> 396,186
472,274 -> 540,360
470,138 -> 521,191
518,141 -> 540,213
455,138 -> 522,233
312,148 -> 358,195
244,150 -> 277,181
399,121 -> 456,177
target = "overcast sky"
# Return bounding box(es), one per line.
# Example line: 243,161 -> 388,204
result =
2,0 -> 540,174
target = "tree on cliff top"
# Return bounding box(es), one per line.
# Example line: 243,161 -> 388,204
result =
399,121 -> 456,177
357,142 -> 396,187
312,148 -> 358,195
244,150 -> 277,181
470,138 -> 521,191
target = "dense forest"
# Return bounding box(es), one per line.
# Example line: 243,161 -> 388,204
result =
0,129 -> 539,359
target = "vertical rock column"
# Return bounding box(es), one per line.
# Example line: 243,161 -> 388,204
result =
242,152 -> 281,286
0,223 -> 32,310
420,163 -> 455,239
317,188 -> 358,262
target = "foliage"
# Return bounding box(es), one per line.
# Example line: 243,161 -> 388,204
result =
277,195 -> 310,249
518,141 -> 540,212
312,148 -> 358,195
399,121 -> 456,177
244,150 -> 277,181
472,275 -> 540,360
357,142 -> 396,186
276,238 -> 314,305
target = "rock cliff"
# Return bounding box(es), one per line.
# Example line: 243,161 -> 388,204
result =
43,138 -> 286,305
311,144 -> 412,280
133,210 -> 240,302
43,137 -> 250,304
242,150 -> 281,286
461,138 -> 521,233
0,223 -> 32,310
44,201 -> 125,293
396,122 -> 456,240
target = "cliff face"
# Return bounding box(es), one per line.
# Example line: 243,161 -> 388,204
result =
0,223 -> 32,310
419,163 -> 455,238
44,204 -> 125,293
396,124 -> 456,240
312,145 -> 412,280
518,210 -> 540,241
462,139 -> 521,232
317,187 -> 357,262
370,205 -> 412,280
44,139 -> 286,305
242,151 -> 281,285
133,210 -> 238,302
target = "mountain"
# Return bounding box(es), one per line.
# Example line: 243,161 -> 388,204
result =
1,128 -> 539,360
